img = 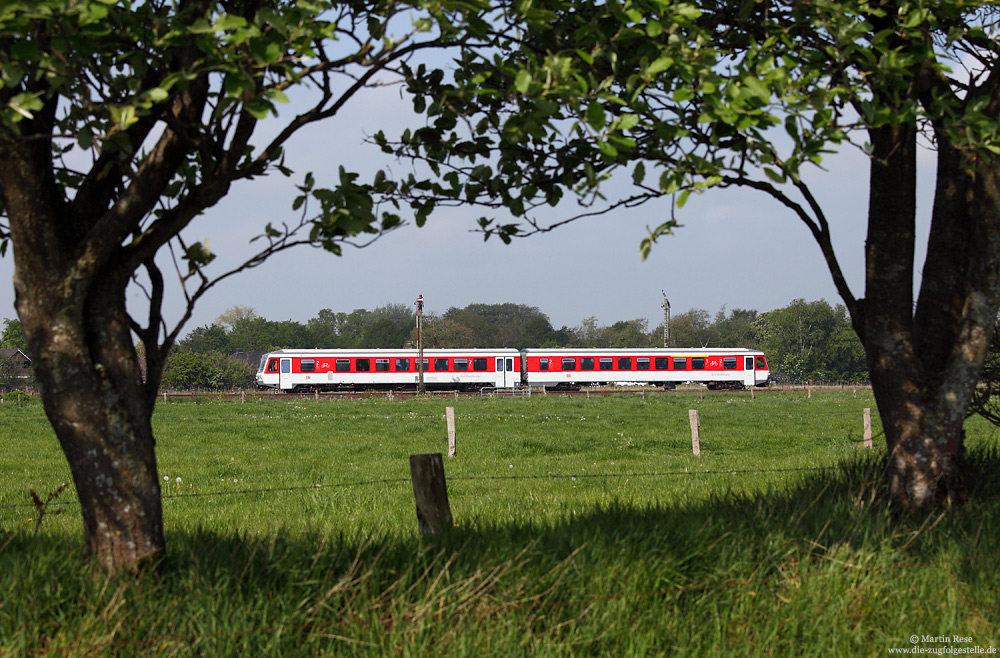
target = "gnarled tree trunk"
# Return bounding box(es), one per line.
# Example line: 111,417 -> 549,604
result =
3,125 -> 164,570
863,119 -> 1000,510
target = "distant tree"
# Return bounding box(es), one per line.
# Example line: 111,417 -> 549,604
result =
214,306 -> 259,332
424,315 -> 476,348
361,318 -> 409,348
307,309 -> 348,348
669,310 -> 713,348
713,308 -> 759,349
161,351 -> 253,390
337,309 -> 375,348
522,316 -> 559,347
175,324 -> 231,355
370,303 -> 416,330
440,303 -> 551,347
0,318 -> 26,351
605,319 -> 653,348
571,316 -> 607,347
228,318 -> 310,352
754,299 -> 861,384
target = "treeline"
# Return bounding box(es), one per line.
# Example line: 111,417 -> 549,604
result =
159,299 -> 868,388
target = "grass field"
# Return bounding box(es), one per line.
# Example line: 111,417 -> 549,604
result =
1,389 -> 998,656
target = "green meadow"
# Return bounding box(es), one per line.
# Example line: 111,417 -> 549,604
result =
1,389 -> 998,656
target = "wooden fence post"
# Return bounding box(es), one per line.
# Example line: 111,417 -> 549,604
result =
863,408 -> 873,449
689,409 -> 701,457
446,406 -> 457,458
409,453 -> 453,536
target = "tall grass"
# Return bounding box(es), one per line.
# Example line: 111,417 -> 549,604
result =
1,390 -> 998,656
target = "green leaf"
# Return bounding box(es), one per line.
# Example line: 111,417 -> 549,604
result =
763,167 -> 786,183
514,69 -> 532,94
586,101 -> 605,130
633,161 -> 646,186
645,56 -> 674,77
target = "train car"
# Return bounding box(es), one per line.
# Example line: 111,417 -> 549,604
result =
522,348 -> 770,390
256,348 -> 521,392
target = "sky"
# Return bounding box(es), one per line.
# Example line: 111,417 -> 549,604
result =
0,67 -> 936,341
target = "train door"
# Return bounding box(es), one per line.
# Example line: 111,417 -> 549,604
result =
745,356 -> 755,387
279,358 -> 293,390
496,357 -> 515,388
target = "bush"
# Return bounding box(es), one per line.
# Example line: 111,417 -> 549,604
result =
161,351 -> 254,390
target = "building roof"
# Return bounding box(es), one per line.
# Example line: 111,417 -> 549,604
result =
0,349 -> 30,362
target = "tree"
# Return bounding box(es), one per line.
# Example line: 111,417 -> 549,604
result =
161,350 -> 253,390
361,317 -> 409,348
391,1 -> 1000,511
0,317 -> 26,351
668,309 -> 714,348
437,303 -> 552,347
214,306 -> 259,332
0,0 -> 488,569
175,324 -> 232,355
307,308 -> 348,348
755,299 -> 855,384
713,308 -> 760,350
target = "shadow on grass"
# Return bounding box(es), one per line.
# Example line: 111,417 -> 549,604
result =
3,447 -> 1000,656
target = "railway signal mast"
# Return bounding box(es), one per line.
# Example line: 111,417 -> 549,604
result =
661,291 -> 671,348
415,294 -> 425,394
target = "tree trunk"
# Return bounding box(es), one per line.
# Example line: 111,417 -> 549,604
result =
862,120 -> 1000,511
3,130 -> 165,571
16,273 -> 164,570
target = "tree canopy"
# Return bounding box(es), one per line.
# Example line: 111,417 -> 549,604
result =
0,0 -> 495,569
385,0 -> 1000,511
3,0 -> 998,570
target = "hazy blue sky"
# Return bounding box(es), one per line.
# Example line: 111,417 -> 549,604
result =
0,76 -> 935,339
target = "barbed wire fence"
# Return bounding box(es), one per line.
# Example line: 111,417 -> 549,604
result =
6,398 -> 998,655
2,399 -> 886,515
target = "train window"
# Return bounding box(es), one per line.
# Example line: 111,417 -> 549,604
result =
417,358 -> 429,372
618,357 -> 632,370
335,359 -> 350,372
301,359 -> 316,373
539,358 -> 549,371
356,359 -> 370,372
599,358 -> 613,370
637,358 -> 650,370
746,357 -> 754,369
454,358 -> 469,371
656,357 -> 671,370
756,356 -> 767,369
434,358 -> 449,372
581,358 -> 595,370
473,358 -> 488,371
562,358 -> 577,371
267,359 -> 279,372
395,358 -> 410,372
692,357 -> 705,370
375,359 -> 390,371
723,357 -> 737,370
672,357 -> 687,370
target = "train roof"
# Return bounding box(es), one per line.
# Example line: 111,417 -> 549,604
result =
264,348 -> 521,356
521,348 -> 763,354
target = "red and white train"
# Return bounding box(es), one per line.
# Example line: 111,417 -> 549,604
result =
256,347 -> 770,392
